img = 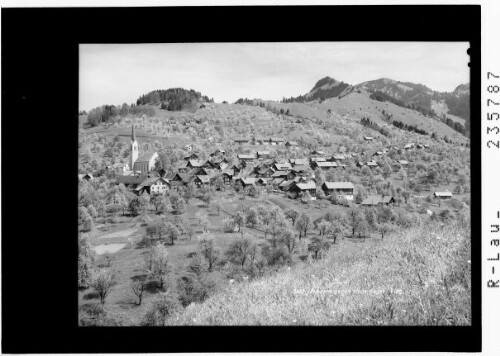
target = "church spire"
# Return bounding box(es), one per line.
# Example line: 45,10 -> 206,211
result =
131,124 -> 136,142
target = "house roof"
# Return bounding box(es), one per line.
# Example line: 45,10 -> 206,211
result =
234,137 -> 250,142
238,154 -> 256,159
270,137 -> 285,142
316,162 -> 337,167
364,136 -> 373,140
222,169 -> 234,176
296,182 -> 317,190
398,160 -> 409,165
323,182 -> 354,190
332,155 -> 345,160
366,161 -> 378,166
137,177 -> 169,188
257,151 -> 271,155
274,163 -> 292,170
434,191 -> 453,197
311,157 -> 326,162
291,165 -> 308,172
196,175 -> 210,183
240,177 -> 258,185
292,159 -> 308,165
177,161 -> 188,169
361,195 -> 394,205
312,150 -> 326,155
286,141 -> 298,146
116,175 -> 145,185
272,170 -> 289,177
188,159 -> 204,167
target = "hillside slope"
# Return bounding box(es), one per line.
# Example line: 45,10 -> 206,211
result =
172,218 -> 470,325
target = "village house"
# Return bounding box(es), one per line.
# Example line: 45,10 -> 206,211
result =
256,167 -> 275,178
366,161 -> 379,168
404,143 -> 415,150
234,137 -> 250,145
134,177 -> 170,195
257,151 -> 271,159
285,141 -> 299,148
254,136 -> 265,145
193,175 -> 210,187
361,195 -> 396,206
273,162 -> 292,171
210,149 -> 225,157
288,181 -> 317,200
310,157 -> 326,163
187,159 -> 204,169
290,158 -> 308,166
221,169 -> 234,185
78,173 -> 94,181
269,137 -> 285,145
364,136 -> 374,141
330,154 -> 345,162
434,191 -> 453,200
311,150 -> 326,156
322,182 -> 355,200
237,154 -> 256,161
398,160 -> 409,166
201,160 -> 217,170
290,165 -> 309,177
176,161 -> 189,173
312,161 -> 338,171
116,174 -> 147,189
235,177 -> 258,188
184,152 -> 200,161
271,170 -> 295,181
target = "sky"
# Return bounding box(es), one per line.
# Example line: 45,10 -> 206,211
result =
80,42 -> 469,111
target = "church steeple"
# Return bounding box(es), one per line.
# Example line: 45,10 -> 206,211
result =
130,124 -> 139,171
131,124 -> 137,142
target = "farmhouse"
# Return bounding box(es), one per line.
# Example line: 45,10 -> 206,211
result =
361,195 -> 396,206
364,136 -> 373,141
176,161 -> 189,173
366,161 -> 379,168
434,191 -> 453,200
285,141 -> 298,148
322,182 -> 354,200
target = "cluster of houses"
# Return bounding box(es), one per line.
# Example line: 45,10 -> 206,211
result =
233,136 -> 298,148
80,126 -> 453,204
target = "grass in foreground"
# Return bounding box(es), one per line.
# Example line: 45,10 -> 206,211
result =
170,215 -> 471,326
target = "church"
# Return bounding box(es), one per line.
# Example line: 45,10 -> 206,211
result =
126,124 -> 159,174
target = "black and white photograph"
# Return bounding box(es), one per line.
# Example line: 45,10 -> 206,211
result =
77,42 -> 472,326
2,3 -> 491,353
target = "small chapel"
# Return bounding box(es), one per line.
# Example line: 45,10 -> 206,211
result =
126,124 -> 159,174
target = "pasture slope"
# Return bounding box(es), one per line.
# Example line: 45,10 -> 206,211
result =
172,216 -> 471,325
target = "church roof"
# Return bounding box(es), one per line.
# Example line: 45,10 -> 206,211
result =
136,152 -> 157,162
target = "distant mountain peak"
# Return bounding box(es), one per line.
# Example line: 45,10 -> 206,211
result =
311,76 -> 341,91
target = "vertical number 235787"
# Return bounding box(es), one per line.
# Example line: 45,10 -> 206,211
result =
487,72 -> 500,149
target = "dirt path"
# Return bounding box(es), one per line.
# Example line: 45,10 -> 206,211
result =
97,228 -> 137,240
